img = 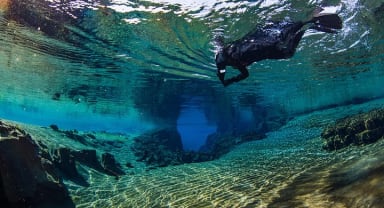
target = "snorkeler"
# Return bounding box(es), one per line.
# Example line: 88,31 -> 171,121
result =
215,8 -> 343,86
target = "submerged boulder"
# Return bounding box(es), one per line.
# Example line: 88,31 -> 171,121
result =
132,128 -> 184,167
0,121 -> 75,208
72,149 -> 104,172
53,147 -> 90,186
53,148 -> 125,184
132,128 -> 265,168
101,153 -> 125,177
201,131 -> 265,158
321,109 -> 384,150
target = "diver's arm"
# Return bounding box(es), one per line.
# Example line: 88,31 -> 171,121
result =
217,67 -> 226,85
221,66 -> 249,87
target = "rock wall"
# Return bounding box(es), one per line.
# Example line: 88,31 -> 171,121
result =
0,121 -> 75,208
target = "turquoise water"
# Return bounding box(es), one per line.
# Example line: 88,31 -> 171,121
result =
1,0 -> 384,207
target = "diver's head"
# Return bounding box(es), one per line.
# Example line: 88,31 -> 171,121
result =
214,35 -> 225,48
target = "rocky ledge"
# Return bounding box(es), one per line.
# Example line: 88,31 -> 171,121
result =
0,120 -> 126,207
321,108 -> 384,150
0,121 -> 75,208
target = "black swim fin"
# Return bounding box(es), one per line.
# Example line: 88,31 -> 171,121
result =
312,13 -> 343,29
308,10 -> 342,34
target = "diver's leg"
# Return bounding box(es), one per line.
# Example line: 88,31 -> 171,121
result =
280,21 -> 305,39
290,30 -> 305,50
281,30 -> 305,58
223,67 -> 249,86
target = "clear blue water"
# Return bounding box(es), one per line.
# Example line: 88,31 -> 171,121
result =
177,105 -> 216,151
1,0 -> 384,139
1,0 -> 384,207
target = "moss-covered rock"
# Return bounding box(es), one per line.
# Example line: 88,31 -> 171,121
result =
321,109 -> 384,150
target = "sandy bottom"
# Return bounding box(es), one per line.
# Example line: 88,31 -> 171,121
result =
13,98 -> 384,208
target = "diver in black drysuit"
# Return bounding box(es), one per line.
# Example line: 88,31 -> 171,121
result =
215,11 -> 342,87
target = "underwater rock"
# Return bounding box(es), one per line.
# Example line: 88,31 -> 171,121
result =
132,127 -> 265,167
101,153 -> 125,177
72,149 -> 104,172
46,124 -> 126,177
86,133 -> 97,140
64,129 -> 90,145
101,140 -> 124,149
0,121 -> 75,208
181,151 -> 214,163
50,124 -> 60,131
125,162 -> 134,168
201,132 -> 265,158
132,128 -> 185,167
52,92 -> 61,101
53,148 -> 125,184
322,109 -> 384,150
53,147 -> 89,187
50,125 -> 97,147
